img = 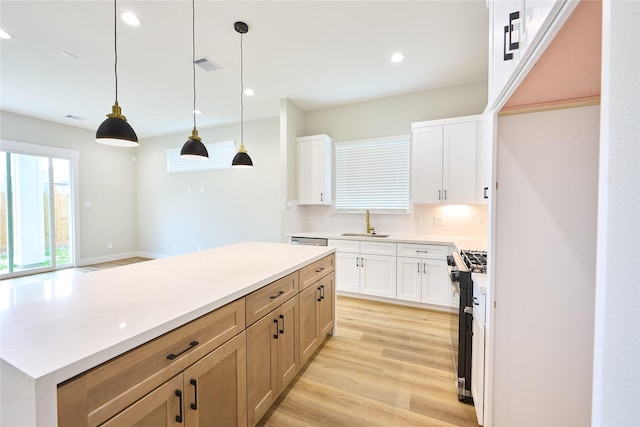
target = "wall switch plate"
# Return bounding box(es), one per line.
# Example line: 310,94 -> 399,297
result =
433,216 -> 444,227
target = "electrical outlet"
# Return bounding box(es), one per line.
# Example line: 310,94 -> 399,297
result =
433,216 -> 444,227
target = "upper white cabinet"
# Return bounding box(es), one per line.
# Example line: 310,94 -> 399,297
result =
297,134 -> 332,205
489,0 -> 565,106
412,116 -> 482,205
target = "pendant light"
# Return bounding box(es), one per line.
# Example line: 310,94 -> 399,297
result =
180,0 -> 208,159
96,0 -> 138,147
231,21 -> 254,168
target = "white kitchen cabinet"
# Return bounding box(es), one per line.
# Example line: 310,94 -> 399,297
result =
478,113 -> 494,204
396,243 -> 452,308
412,116 -> 481,205
328,239 -> 397,299
297,134 -> 332,205
489,0 -> 566,106
472,310 -> 485,426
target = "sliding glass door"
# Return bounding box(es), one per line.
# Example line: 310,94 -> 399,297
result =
1,146 -> 75,277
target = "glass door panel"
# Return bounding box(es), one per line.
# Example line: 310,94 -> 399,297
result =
0,151 -> 73,277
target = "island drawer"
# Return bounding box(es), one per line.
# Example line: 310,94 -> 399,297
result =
299,254 -> 335,290
397,243 -> 449,259
246,271 -> 299,326
57,298 -> 245,427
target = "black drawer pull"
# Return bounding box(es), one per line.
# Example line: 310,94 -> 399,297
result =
315,267 -> 325,273
175,389 -> 183,422
279,314 -> 285,334
484,187 -> 489,199
167,341 -> 199,360
270,290 -> 285,300
190,378 -> 198,410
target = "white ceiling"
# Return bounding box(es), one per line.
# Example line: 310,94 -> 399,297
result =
0,1 -> 489,139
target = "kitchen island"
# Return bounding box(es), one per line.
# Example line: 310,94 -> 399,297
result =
1,241 -> 335,426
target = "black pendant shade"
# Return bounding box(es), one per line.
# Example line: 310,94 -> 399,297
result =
180,0 -> 208,160
96,0 -> 138,147
231,21 -> 254,168
180,128 -> 209,159
231,146 -> 253,168
96,102 -> 138,147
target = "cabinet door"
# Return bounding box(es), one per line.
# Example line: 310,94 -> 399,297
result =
412,125 -> 443,204
318,274 -> 334,337
472,314 -> 485,425
523,0 -> 563,51
360,254 -> 397,299
396,257 -> 422,302
276,297 -> 299,392
299,284 -> 320,365
298,138 -> 330,205
421,258 -> 449,307
101,375 -> 184,427
334,251 -> 360,293
443,121 -> 478,204
183,332 -> 247,427
246,310 -> 278,426
490,0 -> 525,102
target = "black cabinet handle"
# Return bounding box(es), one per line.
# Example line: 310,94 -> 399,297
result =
320,192 -> 324,202
175,389 -> 183,422
315,267 -> 325,273
484,187 -> 489,199
273,318 -> 279,339
444,190 -> 447,201
270,290 -> 285,300
320,285 -> 325,300
503,11 -> 520,61
317,286 -> 322,302
167,341 -> 199,360
190,379 -> 198,410
279,314 -> 285,334
438,190 -> 442,200
356,257 -> 359,267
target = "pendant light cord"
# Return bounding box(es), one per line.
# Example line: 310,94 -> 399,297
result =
192,0 -> 197,130
113,0 -> 118,103
240,31 -> 244,145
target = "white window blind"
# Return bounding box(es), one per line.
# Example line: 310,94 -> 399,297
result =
335,135 -> 410,213
166,140 -> 235,174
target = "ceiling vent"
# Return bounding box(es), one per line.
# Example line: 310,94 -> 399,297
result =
194,56 -> 221,72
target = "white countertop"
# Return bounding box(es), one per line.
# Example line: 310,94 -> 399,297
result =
0,242 -> 334,426
288,231 -> 487,251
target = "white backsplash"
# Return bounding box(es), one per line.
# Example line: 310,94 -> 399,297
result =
286,203 -> 488,237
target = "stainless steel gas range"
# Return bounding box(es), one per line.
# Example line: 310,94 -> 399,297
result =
447,249 -> 487,403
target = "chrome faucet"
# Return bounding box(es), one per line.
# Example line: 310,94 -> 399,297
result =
365,210 -> 375,234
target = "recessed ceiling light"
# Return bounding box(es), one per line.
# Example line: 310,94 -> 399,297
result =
244,88 -> 255,96
121,12 -> 141,26
0,29 -> 13,40
390,52 -> 405,63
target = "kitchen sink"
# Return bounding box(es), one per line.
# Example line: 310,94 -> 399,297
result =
341,233 -> 390,238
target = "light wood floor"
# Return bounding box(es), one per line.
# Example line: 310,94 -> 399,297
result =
259,296 -> 479,427
2,258 -> 479,426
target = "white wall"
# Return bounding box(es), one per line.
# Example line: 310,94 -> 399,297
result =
0,111 -> 138,264
286,81 -> 489,237
592,0 -> 640,425
493,105 -> 600,426
135,117 -> 282,257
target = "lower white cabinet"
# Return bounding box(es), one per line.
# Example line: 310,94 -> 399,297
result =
328,239 -> 397,299
396,243 -> 452,308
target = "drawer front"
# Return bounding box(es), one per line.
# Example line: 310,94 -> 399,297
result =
397,243 -> 449,259
57,298 -> 245,427
246,272 -> 299,326
360,241 -> 397,256
299,254 -> 335,290
328,239 -> 359,253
